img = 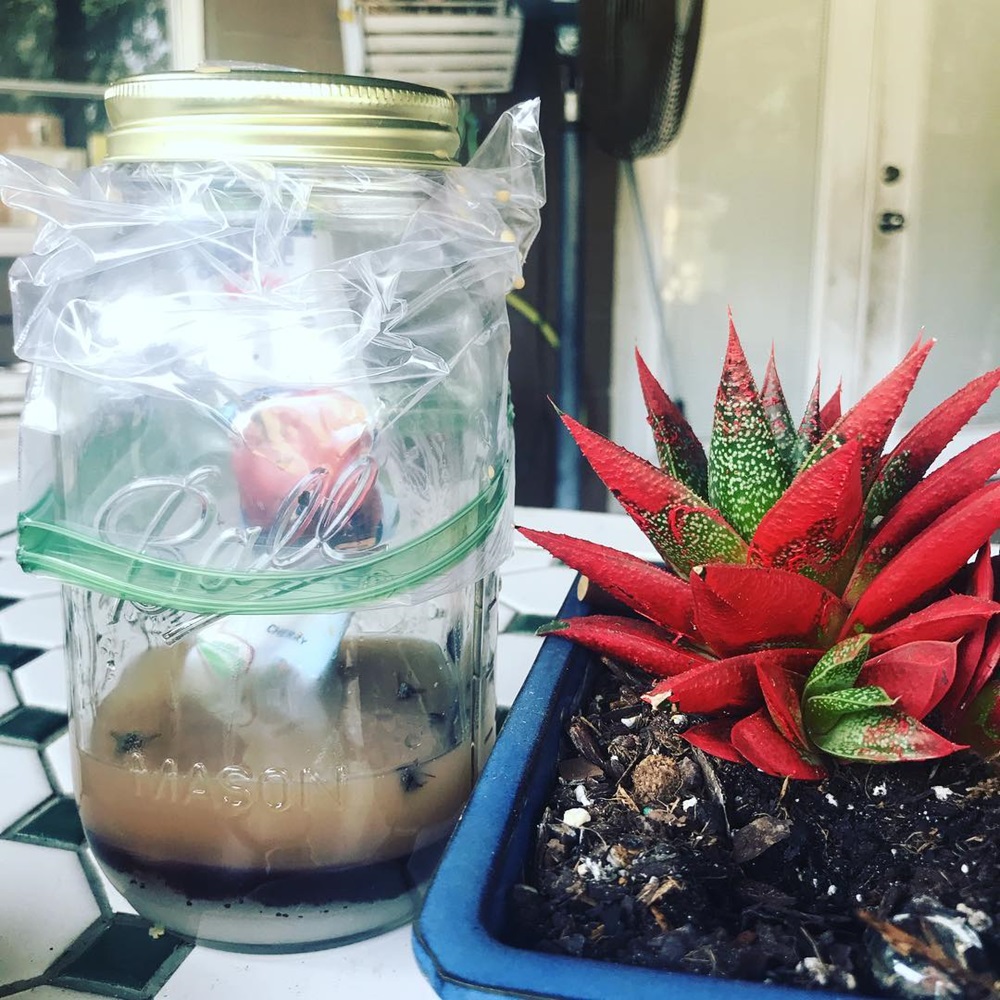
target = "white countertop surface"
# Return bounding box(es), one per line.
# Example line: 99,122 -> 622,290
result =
0,403 -> 653,1000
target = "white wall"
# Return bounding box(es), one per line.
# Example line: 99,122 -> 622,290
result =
610,0 -> 1000,473
611,0 -> 829,460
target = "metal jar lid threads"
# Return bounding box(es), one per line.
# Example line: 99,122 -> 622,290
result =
104,65 -> 460,166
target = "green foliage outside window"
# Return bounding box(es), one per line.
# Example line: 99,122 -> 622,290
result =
0,0 -> 169,144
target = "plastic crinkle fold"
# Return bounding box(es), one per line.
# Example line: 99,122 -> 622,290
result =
0,101 -> 545,614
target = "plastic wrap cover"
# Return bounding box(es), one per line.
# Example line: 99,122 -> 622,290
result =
0,101 -> 544,614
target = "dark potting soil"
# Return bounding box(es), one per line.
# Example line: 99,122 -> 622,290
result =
509,662 -> 1000,998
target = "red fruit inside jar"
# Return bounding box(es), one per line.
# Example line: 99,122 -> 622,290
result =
231,389 -> 381,547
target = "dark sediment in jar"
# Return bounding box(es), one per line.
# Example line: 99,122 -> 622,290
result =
76,635 -> 478,947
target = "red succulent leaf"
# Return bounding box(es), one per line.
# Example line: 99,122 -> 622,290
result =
961,540 -> 993,601
868,595 -> 1000,653
950,552 -> 1000,598
819,381 -> 842,433
845,432 -> 1000,604
864,367 -> 1000,528
842,481 -> 1000,633
731,709 -> 827,780
961,619 -> 1000,723
643,647 -> 821,713
810,707 -> 966,763
760,346 -> 798,474
690,564 -> 848,656
536,615 -> 706,678
559,412 -> 749,575
707,316 -> 791,539
803,338 -> 934,489
942,624 -> 990,731
955,678 -> 1000,759
516,527 -> 697,637
938,544 -> 996,725
856,641 -> 958,719
755,659 -> 810,750
749,439 -> 864,591
795,370 -> 823,464
635,348 -> 708,499
966,542 -> 997,601
682,720 -> 746,763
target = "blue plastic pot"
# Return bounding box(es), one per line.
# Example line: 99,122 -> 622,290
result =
412,584 -> 859,1000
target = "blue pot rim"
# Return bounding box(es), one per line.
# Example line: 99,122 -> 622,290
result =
412,581 -> 859,1000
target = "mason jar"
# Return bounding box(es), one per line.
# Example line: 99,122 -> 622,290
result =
66,576 -> 498,949
5,67 -> 542,950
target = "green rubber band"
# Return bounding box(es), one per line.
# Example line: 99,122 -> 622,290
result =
17,468 -> 507,614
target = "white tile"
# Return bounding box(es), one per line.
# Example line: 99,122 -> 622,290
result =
9,986 -> 102,1000
0,369 -> 28,405
0,559 -> 61,599
0,478 -> 18,536
0,743 -> 51,830
0,841 -> 101,986
496,633 -> 545,706
44,731 -> 75,795
0,533 -> 18,558
499,565 -> 577,616
15,648 -> 67,712
158,925 -> 436,1000
83,846 -> 137,916
0,435 -> 16,486
0,594 -> 64,648
0,669 -> 18,716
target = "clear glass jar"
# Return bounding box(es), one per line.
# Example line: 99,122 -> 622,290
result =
67,575 -> 498,949
3,67 -> 543,950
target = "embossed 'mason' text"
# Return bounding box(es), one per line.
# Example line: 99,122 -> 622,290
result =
126,755 -> 343,812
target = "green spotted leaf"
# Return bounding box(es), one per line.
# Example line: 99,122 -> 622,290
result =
957,678 -> 1000,758
636,348 -> 709,498
559,412 -> 749,576
810,708 -> 966,762
794,371 -> 823,467
627,504 -> 749,578
801,339 -> 934,490
864,366 -> 1000,529
863,452 -> 914,532
803,685 -> 896,737
802,633 -> 871,701
759,348 -> 797,478
708,318 -> 791,540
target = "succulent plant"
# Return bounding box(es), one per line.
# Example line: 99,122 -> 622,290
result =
522,316 -> 1000,779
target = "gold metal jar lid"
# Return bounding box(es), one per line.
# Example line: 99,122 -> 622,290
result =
104,65 -> 460,167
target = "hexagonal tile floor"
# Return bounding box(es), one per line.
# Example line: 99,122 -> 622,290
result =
0,505 -> 641,999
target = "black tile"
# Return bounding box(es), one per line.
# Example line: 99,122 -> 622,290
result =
505,612 -> 554,634
496,705 -> 510,733
0,642 -> 44,670
0,705 -> 67,745
8,795 -> 84,849
52,914 -> 191,1000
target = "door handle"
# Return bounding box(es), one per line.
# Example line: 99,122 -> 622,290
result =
878,211 -> 906,233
